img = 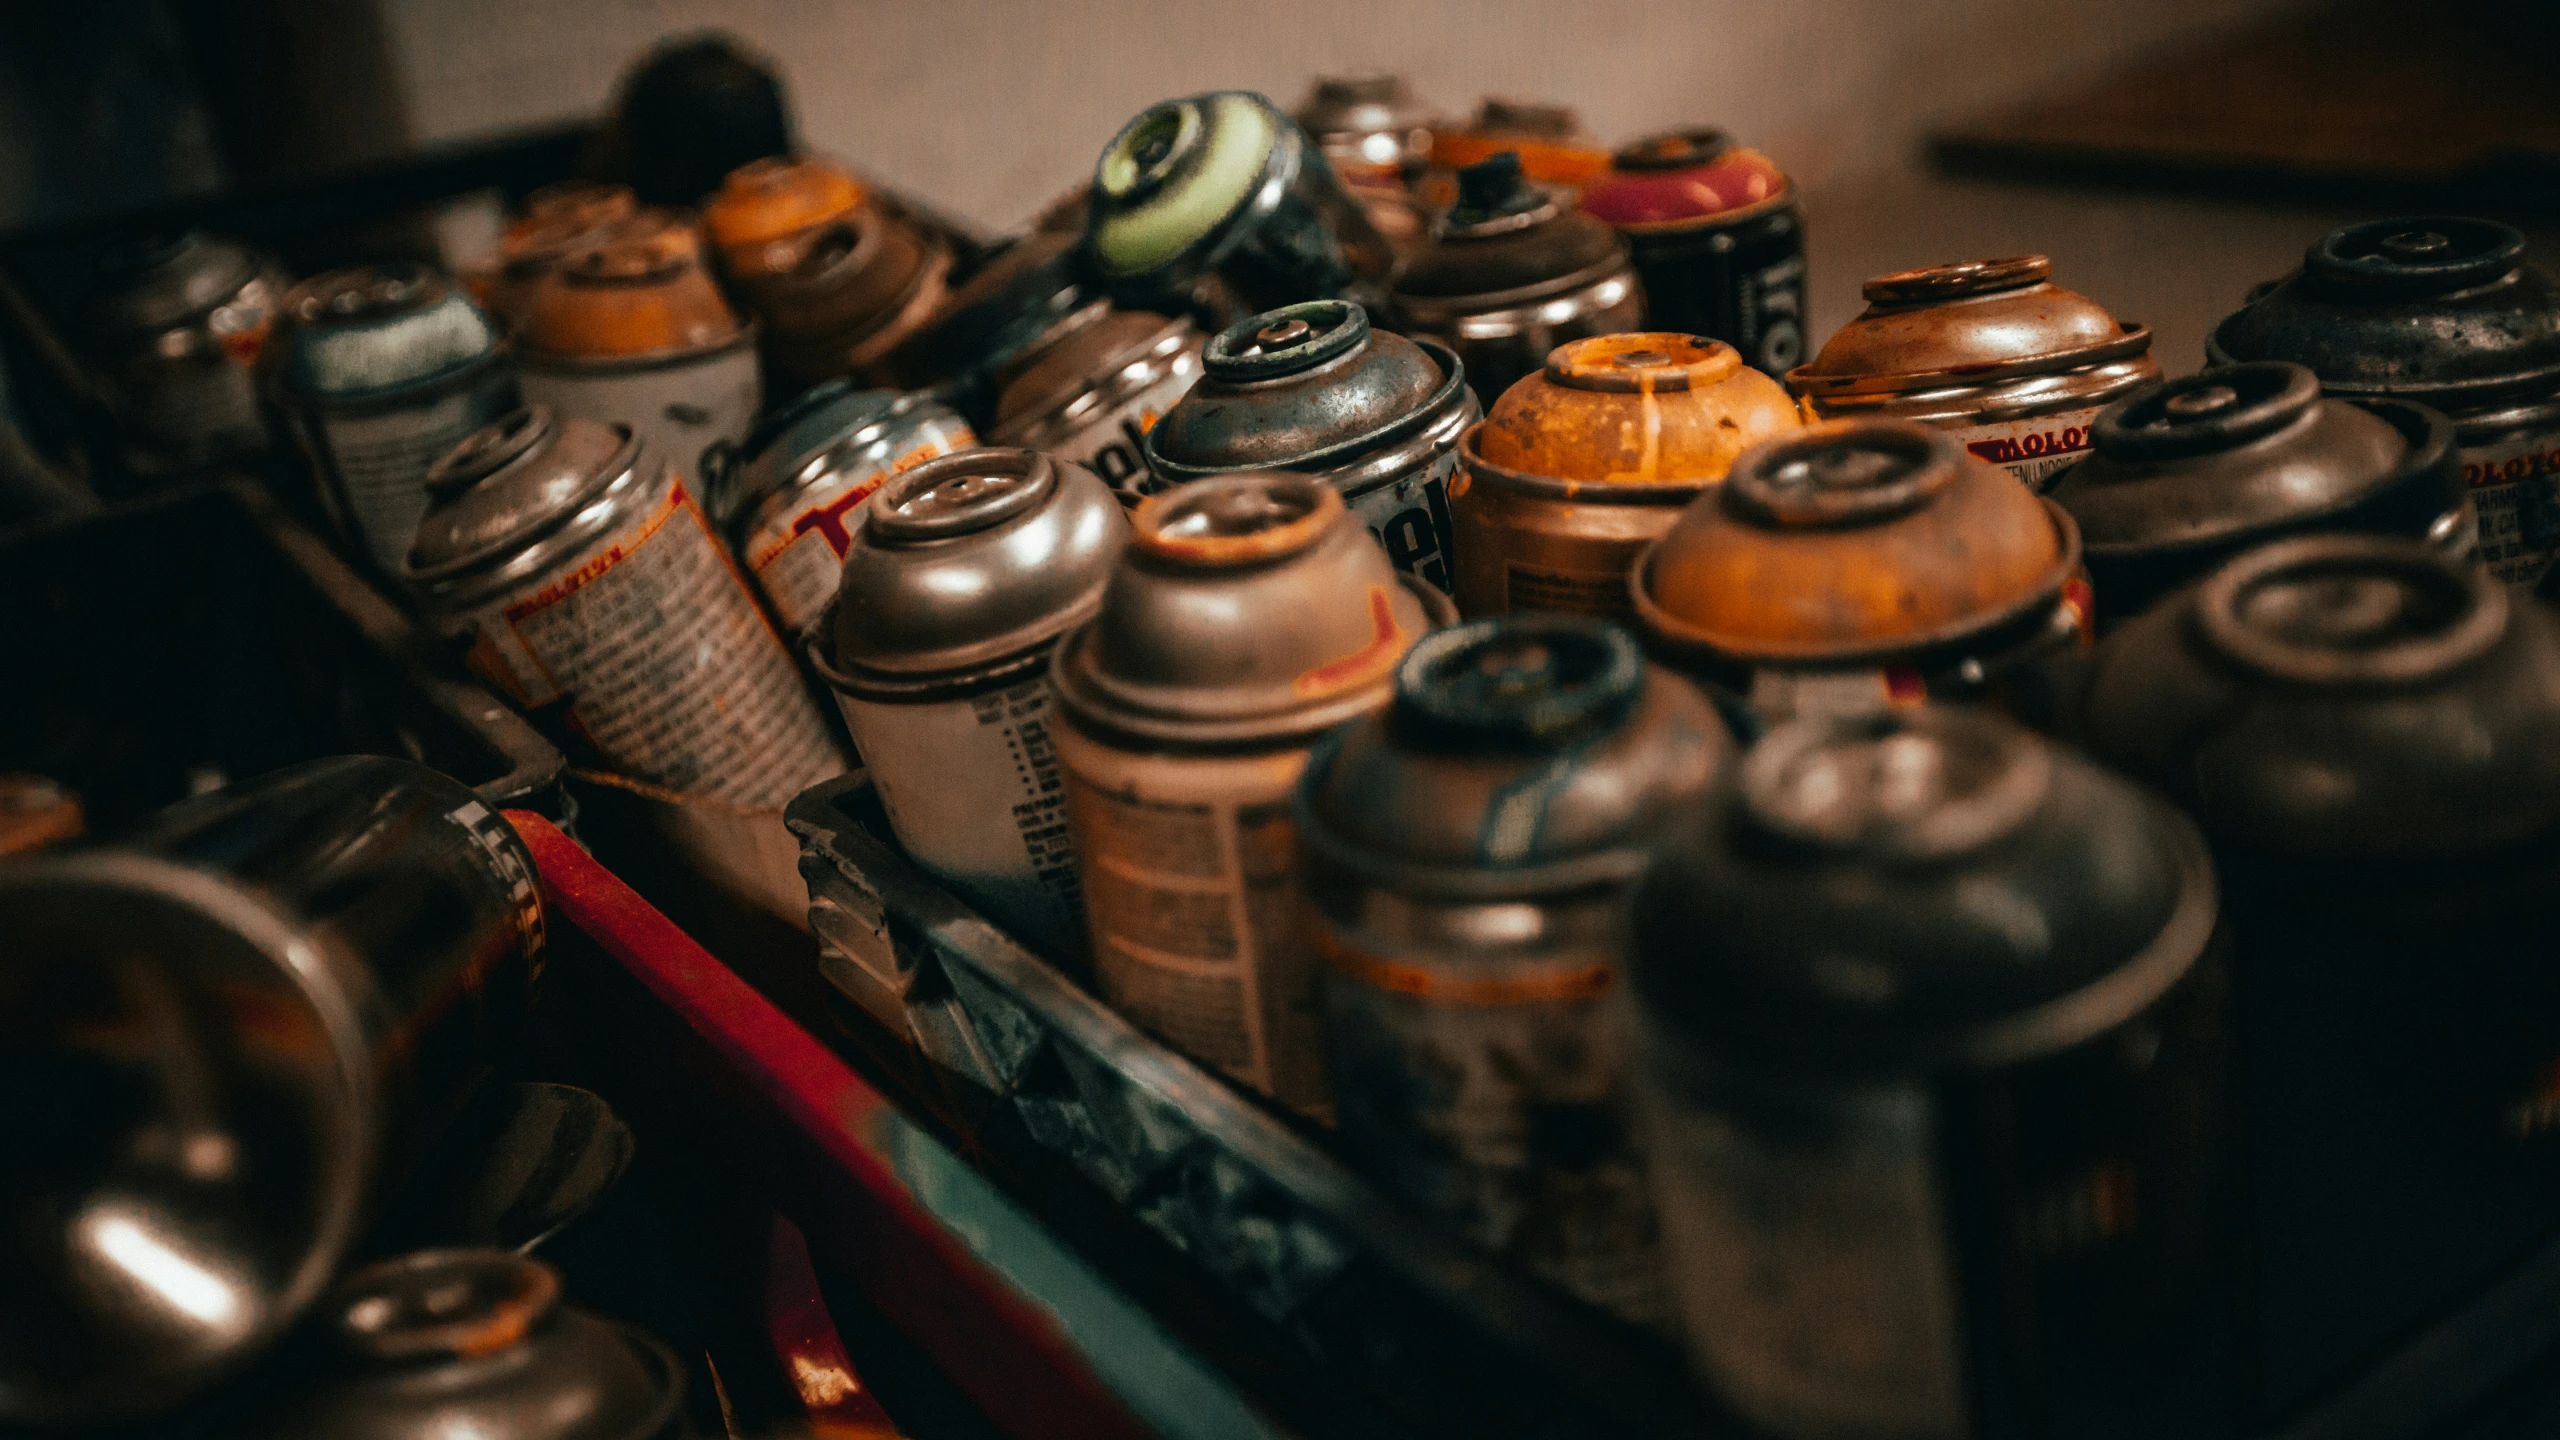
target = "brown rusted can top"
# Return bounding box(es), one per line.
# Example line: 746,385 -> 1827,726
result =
517,210 -> 742,361
1453,333 -> 1805,619
703,154 -> 870,286
752,208 -> 953,387
1432,97 -> 1612,189
480,183 -> 637,323
1788,255 -> 2159,491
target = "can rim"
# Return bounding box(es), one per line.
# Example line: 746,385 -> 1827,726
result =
1786,321 -> 2154,399
1144,335 -> 1473,484
2191,531 -> 2507,689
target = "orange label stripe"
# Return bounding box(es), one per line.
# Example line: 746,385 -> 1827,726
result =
1312,927 -> 1615,1006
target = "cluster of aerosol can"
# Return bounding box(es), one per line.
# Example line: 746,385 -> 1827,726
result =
42,57 -> 2560,1440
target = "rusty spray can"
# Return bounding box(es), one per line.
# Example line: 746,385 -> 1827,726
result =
2046,362 -> 2471,627
1050,471 -> 1450,1115
730,386 -> 974,635
1145,299 -> 1475,594
1632,419 -> 2088,724
474,180 -> 636,321
1085,90 -> 1395,316
80,232 -> 288,476
266,264 -> 519,576
750,204 -> 955,391
517,211 -> 762,509
1453,332 -> 1803,620
2207,216 -> 2560,586
809,447 -> 1129,958
403,407 -> 844,807
1790,256 -> 2159,492
2088,535 -> 2560,1419
1301,617 -> 1730,1329
989,302 -> 1204,503
702,155 -> 868,292
1292,74 -> 1439,258
1580,129 -> 1806,378
1630,705 -> 2224,1438
1427,98 -> 1612,205
1390,152 -> 1645,407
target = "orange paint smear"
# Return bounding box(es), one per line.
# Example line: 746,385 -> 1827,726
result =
1294,586 -> 1406,696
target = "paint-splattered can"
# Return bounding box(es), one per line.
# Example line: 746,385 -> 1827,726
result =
731,388 -> 974,635
1051,471 -> 1449,1115
1301,616 -> 1729,1328
80,231 -> 289,475
1580,128 -> 1806,378
989,303 -> 1204,503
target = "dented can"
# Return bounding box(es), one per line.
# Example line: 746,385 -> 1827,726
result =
2047,362 -> 2471,626
1631,419 -> 2088,723
1580,128 -> 1807,378
1453,332 -> 1803,620
1146,299 -> 1476,593
702,155 -> 869,291
81,231 -> 289,475
1629,705 -> 2223,1439
1051,472 -> 1449,1115
1428,98 -> 1613,200
1390,152 -> 1645,407
732,388 -> 974,634
403,407 -> 844,807
1789,255 -> 2159,492
1086,90 -> 1396,316
517,211 -> 762,505
990,302 -> 1205,502
1302,617 -> 1729,1329
266,264 -> 519,575
2207,216 -> 2560,587
809,447 -> 1129,959
2087,535 -> 2560,1419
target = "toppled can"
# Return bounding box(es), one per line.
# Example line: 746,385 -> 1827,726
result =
702,154 -> 869,292
2086,535 -> 2560,1418
1292,74 -> 1438,255
1303,617 -> 1729,1328
80,232 -> 288,476
877,229 -> 1090,416
0,757 -> 543,1426
1631,419 -> 2088,723
750,201 -> 955,389
477,180 -> 637,323
2207,216 -> 2560,586
1051,471 -> 1449,1115
1085,90 -> 1395,315
1390,151 -> 1644,407
1145,299 -> 1476,594
1580,128 -> 1806,378
517,211 -> 761,503
260,1250 -> 685,1440
1789,256 -> 2159,491
1428,98 -> 1612,199
404,406 -> 845,808
808,447 -> 1129,959
989,301 -> 1205,500
1454,332 -> 1803,620
1629,706 -> 2223,1439
2046,361 -> 2469,626
729,387 -> 975,635
265,264 -> 519,576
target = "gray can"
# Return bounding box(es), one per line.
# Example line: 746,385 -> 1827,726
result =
403,406 -> 846,808
80,231 -> 289,475
808,447 -> 1130,959
989,304 -> 1206,503
1297,617 -> 1728,1329
267,264 -> 518,575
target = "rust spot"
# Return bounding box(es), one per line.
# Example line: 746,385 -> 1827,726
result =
1295,586 -> 1406,695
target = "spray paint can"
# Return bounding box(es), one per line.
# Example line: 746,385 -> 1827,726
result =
1145,299 -> 1476,594
2046,362 -> 2471,627
1292,74 -> 1439,258
751,205 -> 955,390
266,264 -> 519,575
1453,332 -> 1803,620
989,304 -> 1204,503
732,389 -> 974,635
1789,256 -> 2159,492
1427,98 -> 1613,203
2208,216 -> 2560,587
1390,152 -> 1644,407
403,407 -> 843,807
1631,419 -> 2088,724
1580,128 -> 1806,378
516,212 -> 761,508
1630,706 -> 2223,1438
475,180 -> 636,322
1050,471 -> 1448,1114
80,232 -> 289,475
2087,534 -> 2560,1418
1085,90 -> 1395,316
808,447 -> 1129,958
1301,617 -> 1729,1328
702,155 -> 869,292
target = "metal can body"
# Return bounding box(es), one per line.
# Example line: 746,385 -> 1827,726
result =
83,232 -> 289,474
1051,473 -> 1446,1113
1300,619 -> 1730,1327
1146,300 -> 1477,594
519,339 -> 760,504
406,409 -> 845,808
1630,708 -> 2223,1437
1789,256 -> 2159,492
1453,333 -> 1804,620
268,265 -> 518,575
2208,217 -> 2560,586
809,448 -> 1131,959
1582,130 -> 1807,378
732,391 -> 974,634
991,306 -> 1206,500
0,757 -> 543,1424
750,207 -> 955,389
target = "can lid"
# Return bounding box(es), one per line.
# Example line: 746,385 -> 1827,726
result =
1393,618 -> 1646,749
1741,704 -> 2051,860
1391,154 -> 1629,304
2304,216 -> 2526,298
336,1250 -> 560,1362
1721,420 -> 1953,527
1148,301 -> 1457,474
2195,533 -> 2506,688
1789,255 -> 2151,395
1469,333 -> 1804,490
1088,91 -> 1280,279
733,384 -> 944,526
273,264 -> 501,399
1203,299 -> 1370,381
1580,131 -> 1792,229
1434,99 -> 1611,186
1862,254 -> 2050,305
407,407 -> 642,578
704,155 -> 868,250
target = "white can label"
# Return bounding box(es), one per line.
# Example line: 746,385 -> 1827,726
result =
1348,450 -> 1459,595
446,476 -> 844,809
1950,408 -> 2102,492
522,345 -> 761,512
317,383 -> 514,574
743,422 -> 974,634
1046,373 -> 1197,497
2459,428 -> 2560,586
835,677 -> 1086,958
